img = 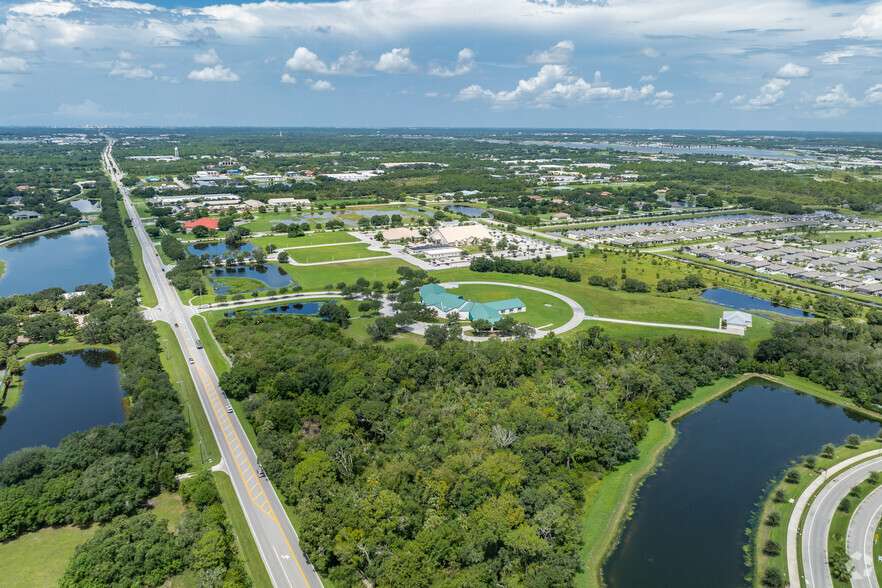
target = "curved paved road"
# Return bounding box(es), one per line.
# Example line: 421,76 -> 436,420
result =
788,451 -> 882,588
439,281 -> 585,336
848,483 -> 882,587
802,456 -> 882,588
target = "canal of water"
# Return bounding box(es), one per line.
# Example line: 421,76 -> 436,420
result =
603,378 -> 878,587
0,349 -> 124,460
0,226 -> 113,297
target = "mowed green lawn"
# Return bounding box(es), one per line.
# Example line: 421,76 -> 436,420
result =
289,243 -> 388,264
434,267 -> 724,328
0,525 -> 97,587
446,283 -> 573,329
249,232 -> 358,250
280,257 -> 413,290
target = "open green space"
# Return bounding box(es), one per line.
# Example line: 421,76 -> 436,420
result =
288,242 -> 389,264
279,257 -> 414,290
446,283 -> 572,329
117,201 -> 158,307
581,315 -> 773,347
155,320 -> 220,469
249,231 -> 358,250
0,525 -> 98,587
815,230 -> 882,244
148,492 -> 185,531
213,471 -> 273,588
16,337 -> 116,363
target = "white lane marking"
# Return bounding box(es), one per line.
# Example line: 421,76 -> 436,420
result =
273,545 -> 295,587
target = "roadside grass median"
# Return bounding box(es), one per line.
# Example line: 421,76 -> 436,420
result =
213,471 -> 273,588
154,320 -> 220,469
117,200 -> 158,307
753,440 -> 882,587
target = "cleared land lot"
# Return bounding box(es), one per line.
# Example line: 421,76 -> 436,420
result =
288,243 -> 389,263
0,525 -> 98,587
249,232 -> 358,249
446,283 -> 573,329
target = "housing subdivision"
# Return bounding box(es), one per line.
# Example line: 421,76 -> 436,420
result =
683,237 -> 882,297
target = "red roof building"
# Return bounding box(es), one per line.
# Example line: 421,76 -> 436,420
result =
183,217 -> 219,230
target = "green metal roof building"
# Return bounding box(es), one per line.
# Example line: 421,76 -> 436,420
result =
420,284 -> 525,324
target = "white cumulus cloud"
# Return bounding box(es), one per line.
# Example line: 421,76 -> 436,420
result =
819,46 -> 882,64
710,91 -> 725,105
1,30 -> 40,53
280,73 -> 296,84
188,64 -> 239,82
730,78 -> 790,110
285,47 -> 329,74
428,48 -> 475,77
776,62 -> 810,78
640,47 -> 662,59
457,64 -> 655,109
309,79 -> 334,91
375,48 -> 417,73
108,61 -> 154,79
843,3 -> 882,39
649,90 -> 674,108
193,48 -> 219,66
0,56 -> 29,73
527,40 -> 574,64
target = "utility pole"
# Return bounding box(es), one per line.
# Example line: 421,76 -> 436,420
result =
163,339 -> 168,360
176,380 -> 183,402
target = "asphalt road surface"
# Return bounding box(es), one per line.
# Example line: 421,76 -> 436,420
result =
103,140 -> 322,588
802,456 -> 882,588
847,483 -> 882,587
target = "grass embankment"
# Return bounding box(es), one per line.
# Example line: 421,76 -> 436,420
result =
752,441 -> 882,587
213,472 -> 273,588
576,373 -> 756,588
249,232 -> 359,249
0,525 -> 97,586
581,316 -> 772,348
117,200 -> 158,307
288,243 -> 389,264
154,321 -> 220,469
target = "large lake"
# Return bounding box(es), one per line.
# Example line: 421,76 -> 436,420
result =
603,379 -> 879,587
0,226 -> 113,297
0,349 -> 124,460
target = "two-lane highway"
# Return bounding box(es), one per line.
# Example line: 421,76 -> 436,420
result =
102,140 -> 321,588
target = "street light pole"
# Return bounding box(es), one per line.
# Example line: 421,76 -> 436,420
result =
163,339 -> 168,360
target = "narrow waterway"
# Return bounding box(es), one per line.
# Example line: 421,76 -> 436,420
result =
0,349 -> 124,460
603,379 -> 879,587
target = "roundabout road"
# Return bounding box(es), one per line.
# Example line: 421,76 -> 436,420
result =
848,483 -> 882,587
801,456 -> 882,588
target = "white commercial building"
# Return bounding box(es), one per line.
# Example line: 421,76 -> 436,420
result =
428,223 -> 493,246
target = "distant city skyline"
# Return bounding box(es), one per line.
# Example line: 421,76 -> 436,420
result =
1,0 -> 881,130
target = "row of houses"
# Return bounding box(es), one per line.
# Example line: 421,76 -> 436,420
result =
685,237 -> 882,296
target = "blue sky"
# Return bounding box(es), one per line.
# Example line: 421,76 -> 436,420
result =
1,0 -> 882,129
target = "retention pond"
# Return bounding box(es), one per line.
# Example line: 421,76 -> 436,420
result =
0,349 -> 124,460
603,378 -> 878,587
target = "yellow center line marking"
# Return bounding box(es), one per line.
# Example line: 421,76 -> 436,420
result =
125,197 -> 315,588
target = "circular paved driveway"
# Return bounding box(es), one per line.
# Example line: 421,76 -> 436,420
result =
439,281 -> 585,336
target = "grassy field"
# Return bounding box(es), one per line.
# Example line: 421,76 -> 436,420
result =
117,200 -> 158,307
288,243 -> 389,264
213,471 -> 273,588
249,232 -> 358,250
279,257 -> 412,290
148,492 -> 185,531
577,373 -> 757,587
581,314 -> 773,348
815,230 -> 882,244
155,321 -> 221,469
446,283 -> 573,329
0,525 -> 97,587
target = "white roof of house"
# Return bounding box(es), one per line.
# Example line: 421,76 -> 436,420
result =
722,310 -> 752,324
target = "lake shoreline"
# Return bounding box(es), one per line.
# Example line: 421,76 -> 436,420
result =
578,372 -> 882,588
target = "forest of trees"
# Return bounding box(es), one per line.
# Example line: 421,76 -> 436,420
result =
213,315 -> 750,586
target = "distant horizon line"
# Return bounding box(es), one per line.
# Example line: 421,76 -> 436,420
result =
2,125 -> 882,136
